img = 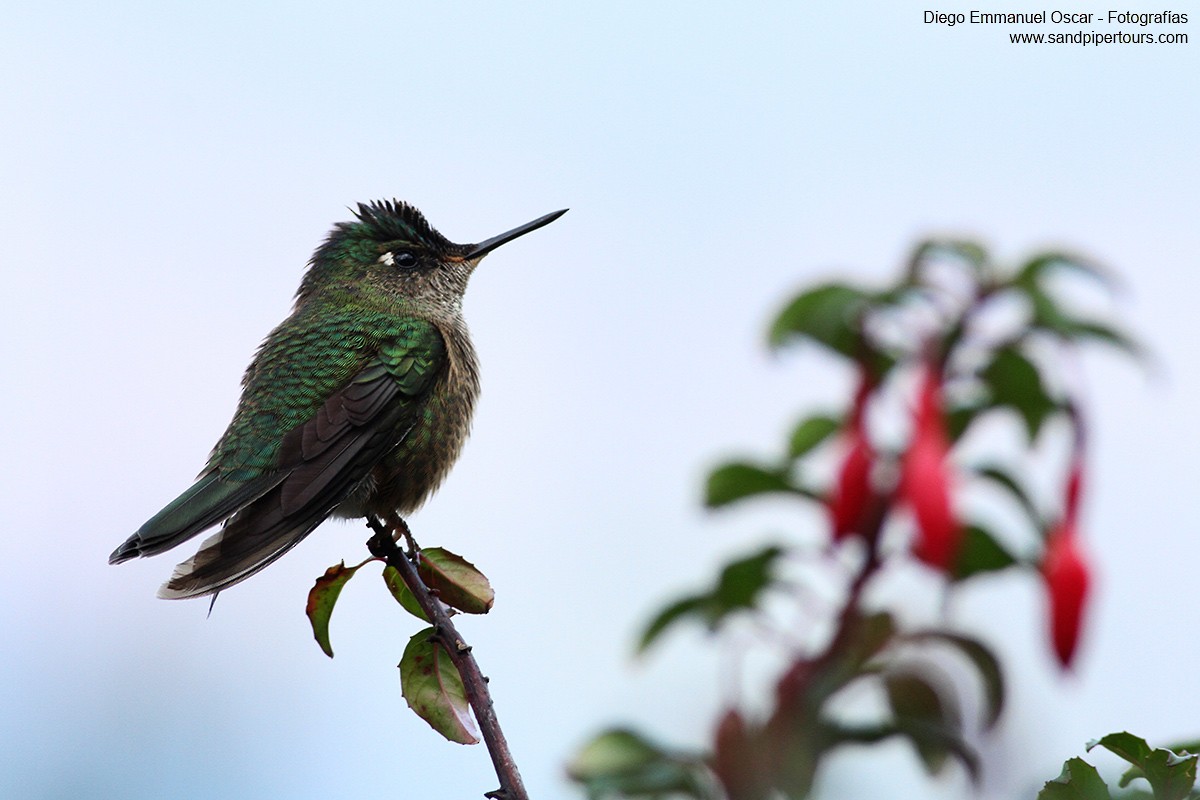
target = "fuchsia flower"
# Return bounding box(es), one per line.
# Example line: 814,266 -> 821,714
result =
901,367 -> 962,570
1043,458 -> 1091,669
829,377 -> 875,541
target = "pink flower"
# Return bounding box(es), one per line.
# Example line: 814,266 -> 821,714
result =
901,368 -> 962,570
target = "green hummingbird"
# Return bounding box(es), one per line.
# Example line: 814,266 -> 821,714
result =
111,200 -> 567,599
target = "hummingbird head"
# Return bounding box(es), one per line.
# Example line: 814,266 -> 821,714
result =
299,200 -> 566,319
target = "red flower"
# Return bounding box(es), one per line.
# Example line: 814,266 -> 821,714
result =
830,434 -> 873,540
829,376 -> 875,541
1043,522 -> 1091,668
1043,454 -> 1090,669
901,368 -> 962,570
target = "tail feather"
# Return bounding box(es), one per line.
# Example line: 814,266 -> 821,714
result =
110,473 -> 285,563
156,498 -> 328,599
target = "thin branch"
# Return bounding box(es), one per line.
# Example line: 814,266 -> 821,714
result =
365,514 -> 528,800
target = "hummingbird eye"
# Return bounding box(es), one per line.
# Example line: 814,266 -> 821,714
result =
379,249 -> 420,269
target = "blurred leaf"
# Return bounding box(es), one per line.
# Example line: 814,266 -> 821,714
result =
382,565 -> 429,622
566,728 -> 711,800
980,346 -> 1060,440
788,414 -> 842,459
907,239 -> 991,283
903,631 -> 1006,729
399,627 -> 479,745
885,668 -> 969,778
845,611 -> 898,671
768,283 -> 871,356
974,463 -> 1042,524
637,546 -> 785,654
1090,733 -> 1199,800
712,709 -> 768,800
637,595 -> 708,654
1023,286 -> 1145,358
713,545 -> 785,612
953,523 -> 1019,581
417,547 -> 494,614
945,401 -> 984,442
1016,252 -> 1112,288
705,461 -> 818,508
1038,757 -> 1113,800
305,561 -> 361,658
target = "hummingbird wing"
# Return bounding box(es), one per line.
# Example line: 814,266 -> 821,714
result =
112,319 -> 446,599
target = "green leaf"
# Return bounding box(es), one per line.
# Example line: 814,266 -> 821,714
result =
1038,757 -> 1113,800
788,414 -> 842,459
636,546 -> 785,654
382,565 -> 429,622
1022,285 -> 1145,358
1089,732 -> 1153,768
903,631 -> 1006,729
953,523 -> 1018,581
980,346 -> 1060,440
417,547 -> 494,615
566,728 -> 709,800
305,561 -> 361,658
884,668 -> 969,778
945,401 -> 984,442
1090,733 -> 1199,800
705,461 -> 817,508
1016,252 -> 1112,288
713,545 -> 785,613
973,463 -> 1042,525
907,239 -> 991,283
399,627 -> 479,745
636,595 -> 708,654
768,282 -> 871,356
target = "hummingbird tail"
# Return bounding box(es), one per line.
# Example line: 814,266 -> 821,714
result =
110,473 -> 284,564
156,499 -> 327,599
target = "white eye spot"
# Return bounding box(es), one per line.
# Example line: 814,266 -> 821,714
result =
378,252 -> 396,266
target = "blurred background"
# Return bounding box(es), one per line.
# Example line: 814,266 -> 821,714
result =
1,2 -> 1195,798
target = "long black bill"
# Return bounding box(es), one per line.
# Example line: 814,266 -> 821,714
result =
466,208 -> 568,260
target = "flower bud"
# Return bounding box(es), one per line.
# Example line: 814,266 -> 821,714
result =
901,368 -> 961,570
1042,523 -> 1091,669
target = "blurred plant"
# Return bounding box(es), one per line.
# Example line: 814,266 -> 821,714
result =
569,240 -> 1141,799
1040,732 -> 1200,800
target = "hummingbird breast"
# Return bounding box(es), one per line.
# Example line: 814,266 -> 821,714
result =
339,318 -> 481,518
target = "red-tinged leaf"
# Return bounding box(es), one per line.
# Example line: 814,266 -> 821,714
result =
399,628 -> 479,744
1043,525 -> 1091,669
417,548 -> 494,614
884,667 -> 971,779
382,565 -> 429,622
712,709 -> 768,800
305,561 -> 361,658
903,631 -> 1006,729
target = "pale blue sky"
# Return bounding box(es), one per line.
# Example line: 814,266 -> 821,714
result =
2,2 -> 1197,799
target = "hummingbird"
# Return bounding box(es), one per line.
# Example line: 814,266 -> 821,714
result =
110,200 -> 567,599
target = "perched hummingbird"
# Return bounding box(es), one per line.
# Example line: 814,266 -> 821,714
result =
111,201 -> 566,599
